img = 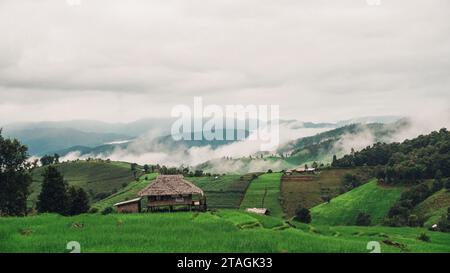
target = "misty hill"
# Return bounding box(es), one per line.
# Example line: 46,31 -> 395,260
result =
280,119 -> 410,161
332,127 -> 450,182
195,120 -> 410,174
2,128 -> 132,156
54,129 -> 250,157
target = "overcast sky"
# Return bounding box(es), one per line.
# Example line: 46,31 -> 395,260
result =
0,0 -> 449,124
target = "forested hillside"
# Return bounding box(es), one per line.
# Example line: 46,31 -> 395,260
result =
332,128 -> 450,184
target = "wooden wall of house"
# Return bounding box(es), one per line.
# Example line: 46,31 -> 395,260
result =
117,202 -> 140,213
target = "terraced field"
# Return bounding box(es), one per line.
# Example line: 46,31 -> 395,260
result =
281,168 -> 373,217
92,173 -> 158,212
240,173 -> 284,217
413,189 -> 450,227
186,174 -> 259,208
29,161 -> 141,206
311,181 -> 404,226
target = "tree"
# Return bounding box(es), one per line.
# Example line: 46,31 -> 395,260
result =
435,170 -> 443,181
67,186 -> 90,216
37,166 -> 69,215
445,179 -> 450,191
0,130 -> 32,216
312,161 -> 319,169
356,213 -> 371,226
332,155 -> 337,167
40,154 -> 58,166
294,208 -> 311,224
432,179 -> 443,193
143,164 -> 150,173
53,153 -> 60,164
131,163 -> 139,179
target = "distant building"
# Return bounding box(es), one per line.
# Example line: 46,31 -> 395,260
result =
246,208 -> 270,215
138,175 -> 207,212
292,167 -> 316,174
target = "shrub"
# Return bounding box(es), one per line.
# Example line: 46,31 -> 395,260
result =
407,214 -> 422,227
356,213 -> 371,226
431,180 -> 443,193
294,208 -> 311,224
445,179 -> 450,191
88,207 -> 99,214
267,169 -> 273,173
418,233 -> 430,242
101,207 -> 114,215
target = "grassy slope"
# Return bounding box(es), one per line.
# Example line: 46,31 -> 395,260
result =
185,174 -> 256,209
1,211 -> 450,253
240,173 -> 284,217
29,161 -> 139,206
311,181 -> 403,226
413,189 -> 450,227
92,173 -> 158,211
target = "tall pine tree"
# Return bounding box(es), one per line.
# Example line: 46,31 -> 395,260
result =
67,186 -> 90,216
37,166 -> 69,215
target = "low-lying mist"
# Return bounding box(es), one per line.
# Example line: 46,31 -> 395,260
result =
60,110 -> 450,174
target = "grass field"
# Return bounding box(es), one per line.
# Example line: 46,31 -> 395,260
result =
311,181 -> 403,226
281,168 -> 375,217
240,173 -> 284,217
1,211 -> 450,253
92,173 -> 158,212
29,161 -> 140,206
413,189 -> 450,227
186,174 -> 257,208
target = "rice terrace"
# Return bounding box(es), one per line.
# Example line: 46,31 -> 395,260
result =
1,1 -> 450,268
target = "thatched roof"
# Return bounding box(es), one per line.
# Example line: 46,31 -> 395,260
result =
138,175 -> 204,197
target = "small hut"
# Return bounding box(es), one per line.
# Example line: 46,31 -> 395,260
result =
138,175 -> 207,212
292,167 -> 316,174
114,197 -> 142,213
246,208 -> 270,215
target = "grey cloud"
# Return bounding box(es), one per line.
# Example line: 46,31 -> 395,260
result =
0,0 -> 449,124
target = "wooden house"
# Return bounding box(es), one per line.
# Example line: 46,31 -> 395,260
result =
114,197 -> 142,213
138,175 -> 207,212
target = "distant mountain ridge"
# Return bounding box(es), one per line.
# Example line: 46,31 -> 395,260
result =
2,128 -> 132,156
1,115 -> 404,157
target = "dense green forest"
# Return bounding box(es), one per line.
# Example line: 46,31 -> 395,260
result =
332,128 -> 450,184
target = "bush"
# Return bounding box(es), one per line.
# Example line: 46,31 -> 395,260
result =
267,169 -> 273,173
356,213 -> 371,226
407,214 -> 422,227
432,180 -> 443,193
101,207 -> 114,215
418,233 -> 430,242
294,208 -> 311,224
88,207 -> 99,214
445,179 -> 450,191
